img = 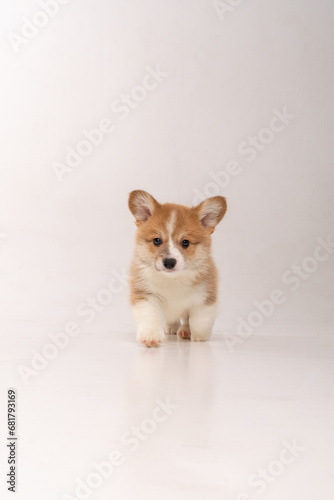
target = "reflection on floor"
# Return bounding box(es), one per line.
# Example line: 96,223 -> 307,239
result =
6,327 -> 334,500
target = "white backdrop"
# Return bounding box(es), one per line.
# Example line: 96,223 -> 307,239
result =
1,0 -> 333,340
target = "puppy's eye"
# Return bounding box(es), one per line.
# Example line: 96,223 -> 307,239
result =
153,238 -> 162,246
181,239 -> 190,248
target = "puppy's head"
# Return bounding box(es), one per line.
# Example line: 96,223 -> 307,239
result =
128,190 -> 227,275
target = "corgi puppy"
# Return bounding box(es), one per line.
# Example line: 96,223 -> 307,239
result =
128,190 -> 227,347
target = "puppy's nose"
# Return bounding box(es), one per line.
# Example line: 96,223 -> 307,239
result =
163,258 -> 177,270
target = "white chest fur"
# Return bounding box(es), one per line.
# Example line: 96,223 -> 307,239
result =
142,268 -> 207,322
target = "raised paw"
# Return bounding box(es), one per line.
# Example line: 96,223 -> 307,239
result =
137,331 -> 164,347
177,325 -> 191,340
142,338 -> 162,347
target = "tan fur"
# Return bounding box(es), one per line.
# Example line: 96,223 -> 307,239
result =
128,190 -> 227,346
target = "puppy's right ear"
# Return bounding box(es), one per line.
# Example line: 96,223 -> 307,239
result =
128,190 -> 160,225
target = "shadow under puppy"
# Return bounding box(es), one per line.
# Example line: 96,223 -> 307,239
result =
128,190 -> 227,347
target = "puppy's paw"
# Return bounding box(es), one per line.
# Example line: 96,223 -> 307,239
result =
191,331 -> 210,342
177,325 -> 191,340
137,330 -> 164,348
165,321 -> 180,335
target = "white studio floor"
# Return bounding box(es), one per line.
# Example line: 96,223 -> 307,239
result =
2,323 -> 334,500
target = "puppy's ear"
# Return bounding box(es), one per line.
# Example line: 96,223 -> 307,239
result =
128,190 -> 160,225
193,196 -> 227,232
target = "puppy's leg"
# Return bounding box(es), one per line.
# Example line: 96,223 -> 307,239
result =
177,316 -> 191,340
188,304 -> 217,342
132,300 -> 165,347
165,321 -> 180,335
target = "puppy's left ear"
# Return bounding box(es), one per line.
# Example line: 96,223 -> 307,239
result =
193,196 -> 227,233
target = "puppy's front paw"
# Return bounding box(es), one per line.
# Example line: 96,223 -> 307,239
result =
177,325 -> 191,340
188,305 -> 216,342
191,331 -> 211,342
137,330 -> 164,348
